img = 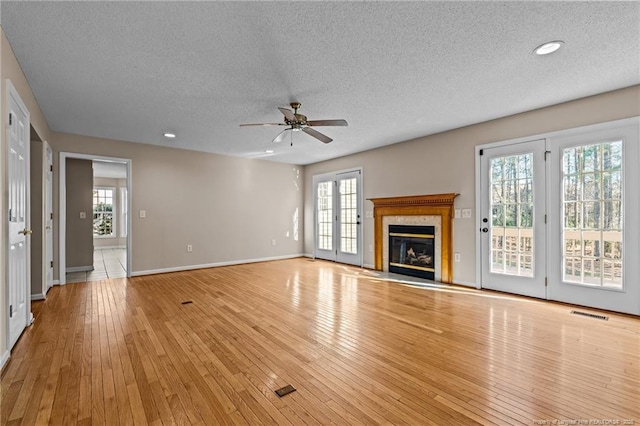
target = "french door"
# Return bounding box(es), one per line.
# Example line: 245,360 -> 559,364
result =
480,140 -> 547,298
313,169 -> 363,266
480,120 -> 640,315
547,124 -> 639,315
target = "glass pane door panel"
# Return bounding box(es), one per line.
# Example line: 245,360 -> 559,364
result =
339,177 -> 358,254
562,141 -> 623,289
317,181 -> 333,251
489,153 -> 534,277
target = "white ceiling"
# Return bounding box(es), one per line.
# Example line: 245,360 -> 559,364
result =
2,1 -> 639,165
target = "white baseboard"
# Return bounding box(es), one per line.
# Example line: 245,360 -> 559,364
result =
303,253 -> 314,259
66,266 -> 94,273
31,293 -> 46,301
94,245 -> 126,250
363,263 -> 375,269
452,280 -> 479,288
0,350 -> 9,371
131,253 -> 305,277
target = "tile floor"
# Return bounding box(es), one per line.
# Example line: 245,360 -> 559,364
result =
66,248 -> 127,283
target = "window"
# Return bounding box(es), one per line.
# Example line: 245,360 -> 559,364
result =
93,187 -> 115,237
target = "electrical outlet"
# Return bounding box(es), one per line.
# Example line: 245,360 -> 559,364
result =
462,208 -> 472,219
369,244 -> 373,252
186,244 -> 193,253
365,211 -> 373,219
286,231 -> 290,237
139,210 -> 146,218
454,252 -> 461,262
271,239 -> 276,246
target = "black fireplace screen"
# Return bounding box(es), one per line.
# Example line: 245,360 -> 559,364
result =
389,225 -> 435,280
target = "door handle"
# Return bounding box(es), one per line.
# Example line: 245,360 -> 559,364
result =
19,228 -> 33,235
46,226 -> 52,230
481,228 -> 489,233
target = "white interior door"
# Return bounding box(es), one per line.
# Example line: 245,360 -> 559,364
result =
313,169 -> 363,266
7,82 -> 31,349
480,140 -> 547,298
45,143 -> 54,291
547,123 -> 640,315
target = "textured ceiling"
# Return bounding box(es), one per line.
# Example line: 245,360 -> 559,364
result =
2,1 -> 639,165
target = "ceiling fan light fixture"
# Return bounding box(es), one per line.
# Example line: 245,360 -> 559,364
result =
534,40 -> 564,55
163,132 -> 176,139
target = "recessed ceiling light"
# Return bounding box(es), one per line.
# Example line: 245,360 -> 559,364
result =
163,132 -> 176,139
534,40 -> 564,56
265,150 -> 274,154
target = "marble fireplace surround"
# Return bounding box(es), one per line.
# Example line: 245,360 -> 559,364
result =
369,193 -> 458,284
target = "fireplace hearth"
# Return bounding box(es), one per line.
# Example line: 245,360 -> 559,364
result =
389,225 -> 435,280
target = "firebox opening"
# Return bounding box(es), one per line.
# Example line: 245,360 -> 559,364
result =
389,225 -> 435,280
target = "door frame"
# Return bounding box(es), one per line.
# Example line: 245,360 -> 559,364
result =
59,152 -> 132,284
312,167 -> 364,266
5,79 -> 33,351
475,117 -> 640,310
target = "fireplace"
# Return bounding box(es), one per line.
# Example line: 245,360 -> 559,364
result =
369,193 -> 458,283
389,225 -> 435,280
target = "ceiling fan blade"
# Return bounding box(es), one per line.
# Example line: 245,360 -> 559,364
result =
272,129 -> 290,143
239,123 -> 284,127
278,107 -> 297,122
306,119 -> 348,127
302,127 -> 332,144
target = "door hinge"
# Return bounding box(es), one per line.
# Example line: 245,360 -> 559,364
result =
479,149 -> 484,156
8,113 -> 12,126
9,304 -> 12,317
544,150 -> 551,161
50,212 -> 54,220
544,214 -> 547,224
50,165 -> 53,172
545,277 -> 548,287
50,261 -> 54,268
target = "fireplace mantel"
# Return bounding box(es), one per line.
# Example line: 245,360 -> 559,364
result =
369,193 -> 458,283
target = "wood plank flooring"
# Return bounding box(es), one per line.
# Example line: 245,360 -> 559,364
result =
2,258 -> 639,425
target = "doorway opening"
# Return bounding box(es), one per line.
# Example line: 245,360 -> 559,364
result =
59,153 -> 132,284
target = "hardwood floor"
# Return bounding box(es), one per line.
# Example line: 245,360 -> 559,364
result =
2,258 -> 639,425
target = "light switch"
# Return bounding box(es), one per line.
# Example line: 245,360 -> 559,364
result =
79,211 -> 86,219
454,209 -> 461,219
462,208 -> 472,218
139,210 -> 146,218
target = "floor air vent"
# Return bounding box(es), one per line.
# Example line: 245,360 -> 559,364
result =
571,310 -> 608,321
275,385 -> 296,397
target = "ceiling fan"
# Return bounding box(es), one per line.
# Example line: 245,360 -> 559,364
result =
240,102 -> 348,145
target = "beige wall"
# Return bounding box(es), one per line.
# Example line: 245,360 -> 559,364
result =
304,85 -> 640,285
1,27 -> 53,363
50,133 -> 305,275
65,159 -> 94,269
93,177 -> 127,248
